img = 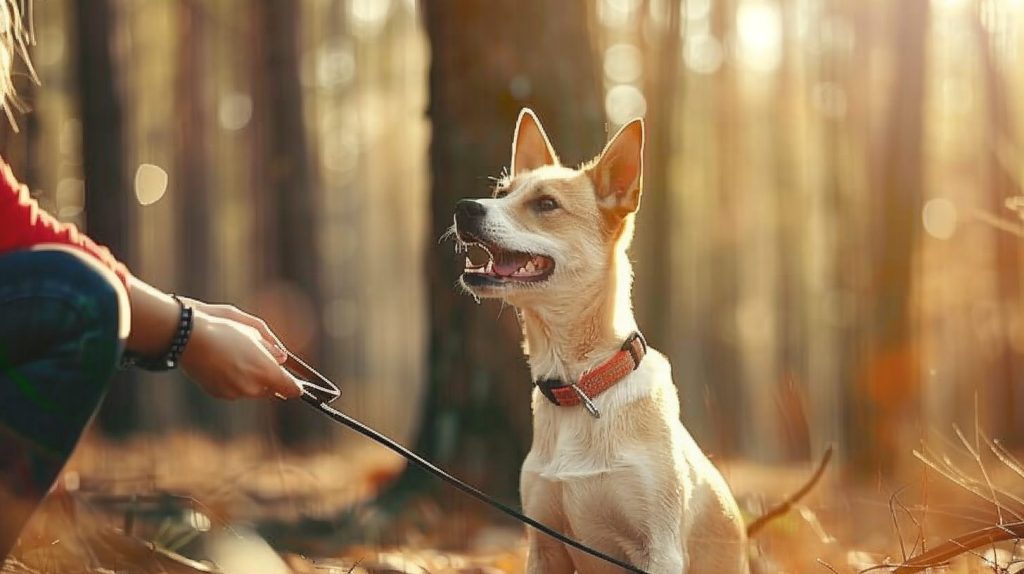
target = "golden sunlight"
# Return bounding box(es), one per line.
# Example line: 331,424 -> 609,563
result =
735,0 -> 783,73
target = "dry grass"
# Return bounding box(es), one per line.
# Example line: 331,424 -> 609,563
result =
6,428 -> 1024,573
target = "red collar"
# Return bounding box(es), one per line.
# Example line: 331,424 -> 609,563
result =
535,332 -> 647,418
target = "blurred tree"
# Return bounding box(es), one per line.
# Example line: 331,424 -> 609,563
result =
854,0 -> 930,474
633,0 -> 681,351
377,0 -> 605,527
252,0 -> 325,446
176,0 -> 237,436
705,0 -> 743,455
176,0 -> 212,307
75,0 -> 139,436
974,1 -> 1024,444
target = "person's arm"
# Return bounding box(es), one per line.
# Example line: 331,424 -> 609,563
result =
0,161 -> 130,288
2,158 -> 298,399
127,276 -> 301,399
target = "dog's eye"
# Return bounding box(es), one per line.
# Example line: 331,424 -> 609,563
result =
534,196 -> 559,212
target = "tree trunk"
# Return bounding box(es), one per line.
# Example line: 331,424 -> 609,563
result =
251,0 -> 325,446
176,0 -> 244,436
973,2 -> 1024,444
634,0 -> 681,353
706,0 -> 743,456
176,1 -> 212,307
853,0 -> 930,474
75,0 -> 137,436
378,0 -> 604,530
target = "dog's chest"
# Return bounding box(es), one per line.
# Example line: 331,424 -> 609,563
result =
522,358 -> 682,480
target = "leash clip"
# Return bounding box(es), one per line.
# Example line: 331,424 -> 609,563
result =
569,383 -> 601,419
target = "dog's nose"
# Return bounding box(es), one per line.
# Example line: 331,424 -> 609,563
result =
455,200 -> 487,227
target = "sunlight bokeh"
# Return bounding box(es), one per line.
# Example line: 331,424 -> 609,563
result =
134,163 -> 169,206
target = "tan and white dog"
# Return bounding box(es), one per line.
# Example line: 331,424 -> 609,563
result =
453,109 -> 748,573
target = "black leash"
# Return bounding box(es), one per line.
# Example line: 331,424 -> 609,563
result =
283,351 -> 649,574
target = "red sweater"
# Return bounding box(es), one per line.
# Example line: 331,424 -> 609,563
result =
0,159 -> 131,288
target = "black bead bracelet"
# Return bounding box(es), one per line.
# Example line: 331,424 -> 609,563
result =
122,294 -> 194,371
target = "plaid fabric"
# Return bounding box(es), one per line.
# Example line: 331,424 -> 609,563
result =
0,249 -> 124,559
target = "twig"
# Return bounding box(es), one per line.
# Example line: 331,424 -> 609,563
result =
913,449 -> 1024,522
890,521 -> 1024,573
746,445 -> 834,537
954,420 -> 1004,524
817,558 -> 841,573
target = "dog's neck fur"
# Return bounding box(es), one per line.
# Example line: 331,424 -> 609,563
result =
519,239 -> 638,383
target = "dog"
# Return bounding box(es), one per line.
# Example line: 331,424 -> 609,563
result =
452,109 -> 749,573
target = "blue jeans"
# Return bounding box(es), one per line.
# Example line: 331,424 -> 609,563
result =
0,248 -> 126,558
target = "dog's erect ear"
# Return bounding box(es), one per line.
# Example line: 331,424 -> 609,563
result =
588,119 -> 644,217
511,108 -> 559,176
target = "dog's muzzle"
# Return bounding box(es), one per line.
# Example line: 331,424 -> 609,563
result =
454,199 -> 487,239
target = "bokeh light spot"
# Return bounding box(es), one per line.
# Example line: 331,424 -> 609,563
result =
736,0 -> 783,73
684,33 -> 724,75
605,84 -> 647,126
922,198 -> 958,240
56,178 -> 84,219
599,0 -> 641,27
218,92 -> 253,131
350,0 -> 392,38
134,163 -> 169,206
604,43 -> 643,84
316,41 -> 355,89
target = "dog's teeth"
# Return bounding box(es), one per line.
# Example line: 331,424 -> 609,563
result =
524,261 -> 536,273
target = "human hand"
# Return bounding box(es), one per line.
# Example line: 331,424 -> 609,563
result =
180,298 -> 288,363
179,305 -> 301,400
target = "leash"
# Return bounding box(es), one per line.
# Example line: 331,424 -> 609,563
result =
283,351 -> 650,574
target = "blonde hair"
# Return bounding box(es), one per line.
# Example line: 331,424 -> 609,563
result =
0,0 -> 36,130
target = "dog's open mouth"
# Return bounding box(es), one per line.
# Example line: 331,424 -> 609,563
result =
459,240 -> 555,285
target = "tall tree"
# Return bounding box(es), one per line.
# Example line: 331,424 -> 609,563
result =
705,0 -> 744,455
378,0 -> 604,528
176,0 -> 212,307
633,0 -> 682,352
75,0 -> 137,435
252,0 -> 325,446
853,0 -> 930,474
973,0 -> 1024,443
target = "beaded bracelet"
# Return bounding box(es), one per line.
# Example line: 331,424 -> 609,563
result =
121,294 -> 194,371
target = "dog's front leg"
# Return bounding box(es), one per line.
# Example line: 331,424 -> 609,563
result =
628,540 -> 685,574
525,529 -> 575,574
522,470 -> 574,574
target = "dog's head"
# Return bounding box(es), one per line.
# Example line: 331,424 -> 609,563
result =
454,108 -> 644,306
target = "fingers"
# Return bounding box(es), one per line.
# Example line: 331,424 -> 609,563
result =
213,305 -> 288,363
183,314 -> 302,401
273,369 -> 304,399
251,338 -> 303,399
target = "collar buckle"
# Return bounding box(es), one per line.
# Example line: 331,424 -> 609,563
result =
621,331 -> 647,369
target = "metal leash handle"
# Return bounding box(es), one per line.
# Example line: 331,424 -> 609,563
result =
282,351 -> 649,574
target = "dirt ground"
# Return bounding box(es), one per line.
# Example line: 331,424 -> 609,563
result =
4,431 -> 1024,573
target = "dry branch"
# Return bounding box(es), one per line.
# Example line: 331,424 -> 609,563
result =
890,521 -> 1024,573
746,446 -> 834,537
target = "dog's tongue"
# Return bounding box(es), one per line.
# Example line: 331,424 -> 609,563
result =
493,254 -> 526,277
